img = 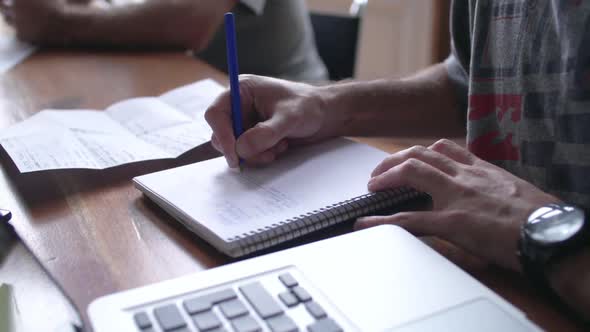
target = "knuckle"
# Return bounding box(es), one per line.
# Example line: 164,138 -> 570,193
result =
203,107 -> 215,123
445,210 -> 469,222
379,155 -> 396,168
406,145 -> 427,158
457,183 -> 478,198
204,96 -> 227,122
430,138 -> 453,151
280,109 -> 299,124
239,74 -> 255,83
399,158 -> 421,175
239,74 -> 260,89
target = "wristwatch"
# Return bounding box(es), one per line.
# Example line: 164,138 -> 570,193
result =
518,203 -> 589,301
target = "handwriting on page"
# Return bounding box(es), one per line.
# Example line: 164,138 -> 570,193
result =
0,79 -> 225,172
209,172 -> 299,225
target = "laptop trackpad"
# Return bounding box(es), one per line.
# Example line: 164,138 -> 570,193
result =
388,298 -> 536,332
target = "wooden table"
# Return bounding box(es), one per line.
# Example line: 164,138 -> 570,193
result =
0,50 -> 583,331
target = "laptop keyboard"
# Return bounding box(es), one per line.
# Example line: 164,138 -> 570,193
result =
130,267 -> 348,332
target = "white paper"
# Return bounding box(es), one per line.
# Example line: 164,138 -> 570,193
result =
0,79 -> 226,172
134,139 -> 388,242
0,24 -> 35,74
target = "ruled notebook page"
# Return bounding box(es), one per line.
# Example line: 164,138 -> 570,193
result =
133,138 -> 389,247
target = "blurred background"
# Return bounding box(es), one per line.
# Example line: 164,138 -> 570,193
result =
306,0 -> 450,80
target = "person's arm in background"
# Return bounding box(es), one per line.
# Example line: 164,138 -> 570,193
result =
3,0 -> 236,51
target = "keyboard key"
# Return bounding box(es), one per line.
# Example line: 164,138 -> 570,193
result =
206,288 -> 238,304
307,318 -> 343,332
153,304 -> 187,331
305,302 -> 326,319
266,314 -> 298,332
239,282 -> 283,318
133,312 -> 152,329
278,291 -> 299,307
219,299 -> 249,319
208,327 -> 229,332
292,286 -> 312,302
231,315 -> 262,332
183,297 -> 211,315
278,273 -> 298,288
192,310 -> 222,331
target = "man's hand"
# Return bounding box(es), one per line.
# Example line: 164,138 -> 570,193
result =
206,75 -> 336,168
355,139 -> 559,272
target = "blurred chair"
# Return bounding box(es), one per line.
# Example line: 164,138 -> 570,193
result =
309,0 -> 365,80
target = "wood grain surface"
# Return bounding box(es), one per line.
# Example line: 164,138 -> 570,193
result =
0,50 -> 584,331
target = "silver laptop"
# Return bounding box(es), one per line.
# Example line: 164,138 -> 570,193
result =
88,225 -> 541,332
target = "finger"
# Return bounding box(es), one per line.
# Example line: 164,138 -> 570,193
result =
242,139 -> 289,166
211,134 -> 221,151
368,158 -> 454,198
236,111 -> 295,159
205,91 -> 239,168
371,145 -> 459,178
211,133 -> 239,167
355,211 -> 452,238
428,139 -> 475,165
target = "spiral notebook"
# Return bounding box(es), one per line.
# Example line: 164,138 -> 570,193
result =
133,138 -> 421,257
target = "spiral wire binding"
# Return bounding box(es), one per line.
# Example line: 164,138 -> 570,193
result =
227,187 -> 422,256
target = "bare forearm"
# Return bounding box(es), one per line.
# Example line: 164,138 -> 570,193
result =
317,63 -> 465,138
549,248 -> 590,320
40,0 -> 235,50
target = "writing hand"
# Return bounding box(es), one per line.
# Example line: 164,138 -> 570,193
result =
206,75 -> 330,168
356,139 -> 559,271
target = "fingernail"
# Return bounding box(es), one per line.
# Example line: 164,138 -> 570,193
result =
225,155 -> 238,168
367,177 -> 377,191
224,156 -> 233,168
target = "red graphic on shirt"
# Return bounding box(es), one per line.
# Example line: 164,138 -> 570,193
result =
469,94 -> 522,122
469,131 -> 519,161
468,94 -> 522,161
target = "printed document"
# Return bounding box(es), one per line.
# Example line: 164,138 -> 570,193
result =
0,79 -> 225,172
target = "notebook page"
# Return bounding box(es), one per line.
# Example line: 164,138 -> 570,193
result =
134,138 -> 389,242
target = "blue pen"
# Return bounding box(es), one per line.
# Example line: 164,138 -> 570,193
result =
224,12 -> 244,167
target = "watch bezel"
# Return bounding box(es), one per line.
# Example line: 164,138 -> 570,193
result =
523,203 -> 586,248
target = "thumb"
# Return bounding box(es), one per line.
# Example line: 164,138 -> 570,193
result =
355,211 -> 451,238
236,113 -> 293,159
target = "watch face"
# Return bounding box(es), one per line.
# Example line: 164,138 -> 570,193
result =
525,204 -> 585,245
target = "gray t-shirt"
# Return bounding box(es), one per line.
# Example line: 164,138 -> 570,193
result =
197,0 -> 328,82
446,0 -> 590,210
